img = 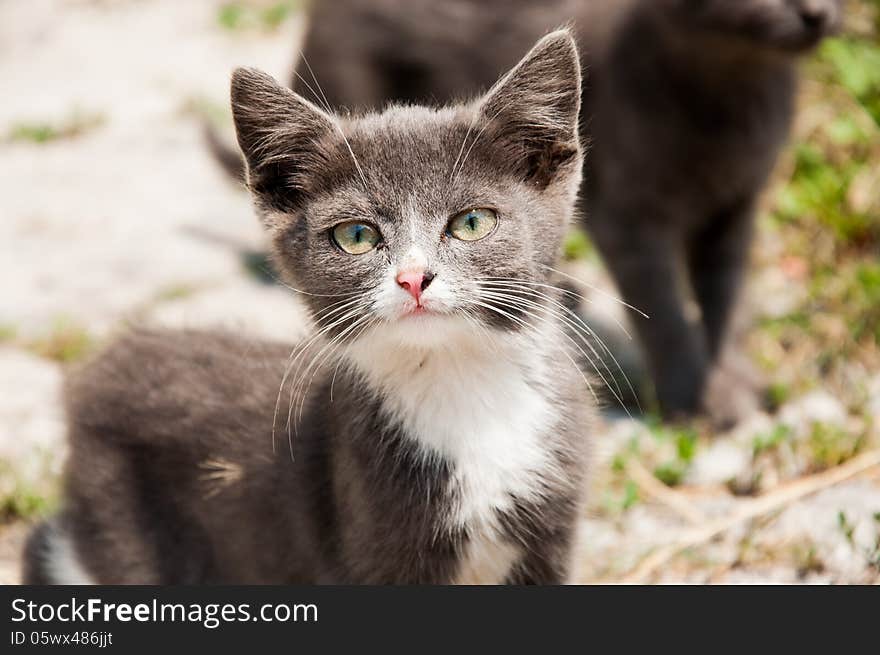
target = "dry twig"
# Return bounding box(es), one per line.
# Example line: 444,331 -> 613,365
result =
625,458 -> 706,525
618,449 -> 880,583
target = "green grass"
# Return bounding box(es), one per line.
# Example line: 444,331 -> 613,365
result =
27,319 -> 94,364
179,95 -> 230,128
845,261 -> 880,342
602,479 -> 640,515
838,509 -> 880,574
807,421 -> 866,471
155,283 -> 196,302
649,424 -> 698,487
217,3 -> 246,29
9,123 -> 60,143
0,462 -> 58,524
0,486 -> 53,523
774,141 -> 878,247
752,424 -> 793,458
765,382 -> 792,411
563,229 -> 596,262
817,36 -> 880,126
743,418 -> 868,489
217,1 -> 302,32
7,111 -> 105,144
0,324 -> 17,343
793,542 -> 826,578
753,3 -> 880,404
838,510 -> 856,544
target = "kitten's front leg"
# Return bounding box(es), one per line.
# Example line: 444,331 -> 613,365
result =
589,211 -> 709,418
504,529 -> 577,585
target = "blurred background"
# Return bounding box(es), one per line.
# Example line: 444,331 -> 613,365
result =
0,0 -> 878,584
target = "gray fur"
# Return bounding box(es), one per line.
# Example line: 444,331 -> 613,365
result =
25,32 -> 591,584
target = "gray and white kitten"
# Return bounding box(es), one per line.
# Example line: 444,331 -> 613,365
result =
272,0 -> 843,424
24,31 -> 592,585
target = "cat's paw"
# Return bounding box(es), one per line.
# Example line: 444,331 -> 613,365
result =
701,352 -> 764,431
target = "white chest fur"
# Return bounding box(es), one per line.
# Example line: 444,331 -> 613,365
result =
348,326 -> 561,582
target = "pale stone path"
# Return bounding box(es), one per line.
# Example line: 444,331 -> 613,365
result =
1,0 -> 877,585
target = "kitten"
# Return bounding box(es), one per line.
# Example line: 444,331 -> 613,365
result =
24,31 -> 592,585
269,0 -> 842,424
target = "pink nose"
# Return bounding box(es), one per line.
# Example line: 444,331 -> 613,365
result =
396,270 -> 434,302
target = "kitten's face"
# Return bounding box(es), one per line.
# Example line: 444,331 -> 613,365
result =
670,0 -> 843,52
277,110 -> 570,346
231,31 -> 582,349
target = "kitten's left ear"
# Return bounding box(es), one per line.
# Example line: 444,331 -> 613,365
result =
477,29 -> 582,187
230,67 -> 336,217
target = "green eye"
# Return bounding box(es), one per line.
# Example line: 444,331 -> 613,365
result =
332,221 -> 381,254
448,208 -> 498,242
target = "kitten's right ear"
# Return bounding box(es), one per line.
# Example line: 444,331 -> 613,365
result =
231,67 -> 335,215
476,29 -> 582,188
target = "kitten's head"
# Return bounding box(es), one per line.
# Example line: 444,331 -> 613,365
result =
664,0 -> 843,52
231,30 -> 582,351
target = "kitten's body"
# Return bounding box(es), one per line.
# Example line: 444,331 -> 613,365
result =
282,0 -> 842,422
27,327 -> 585,584
25,33 -> 591,584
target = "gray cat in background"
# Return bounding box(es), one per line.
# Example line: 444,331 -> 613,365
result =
25,32 -> 592,584
266,0 -> 841,424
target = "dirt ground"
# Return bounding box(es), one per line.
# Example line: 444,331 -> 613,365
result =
1,0 -> 878,585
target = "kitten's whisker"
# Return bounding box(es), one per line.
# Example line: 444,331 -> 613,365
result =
300,314 -> 371,414
480,288 -> 628,402
298,52 -> 336,116
480,286 -> 624,395
330,316 -> 380,402
474,289 -> 632,413
272,301 -> 366,454
299,52 -> 370,193
474,292 -> 619,409
284,306 -> 366,429
461,296 -> 598,403
477,289 -> 631,414
292,70 -> 335,116
481,277 -> 633,340
538,264 -> 650,319
268,269 -> 362,298
457,308 -> 499,355
311,296 -> 367,324
479,281 -> 642,412
453,95 -> 517,185
291,312 -> 375,440
288,304 -> 372,421
449,114 -> 478,183
272,344 -> 298,456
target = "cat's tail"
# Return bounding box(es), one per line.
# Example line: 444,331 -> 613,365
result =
203,122 -> 246,183
22,515 -> 95,585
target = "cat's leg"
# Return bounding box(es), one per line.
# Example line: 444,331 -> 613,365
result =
504,527 -> 577,585
499,495 -> 583,585
687,199 -> 755,360
47,331 -> 243,584
687,202 -> 760,426
589,212 -> 709,418
60,428 -> 166,584
22,433 -> 164,585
